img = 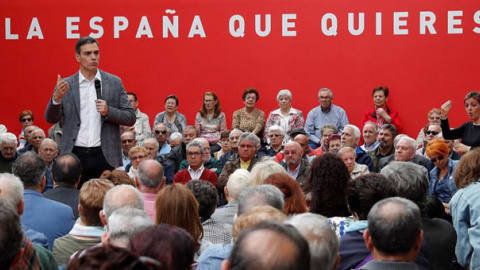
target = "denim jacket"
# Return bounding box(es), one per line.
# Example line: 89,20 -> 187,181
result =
450,182 -> 480,269
428,159 -> 459,203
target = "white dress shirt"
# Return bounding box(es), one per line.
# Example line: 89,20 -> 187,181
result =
75,71 -> 102,147
188,165 -> 205,180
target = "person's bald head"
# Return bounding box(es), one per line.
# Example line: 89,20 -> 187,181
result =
294,134 -> 309,153
284,141 -> 304,168
101,185 -> 144,225
136,160 -> 164,191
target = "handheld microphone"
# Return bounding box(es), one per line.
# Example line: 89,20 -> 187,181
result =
94,79 -> 102,100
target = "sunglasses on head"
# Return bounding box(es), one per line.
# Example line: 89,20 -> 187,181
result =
430,155 -> 445,163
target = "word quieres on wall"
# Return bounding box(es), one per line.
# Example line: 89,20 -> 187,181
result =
4,10 -> 480,40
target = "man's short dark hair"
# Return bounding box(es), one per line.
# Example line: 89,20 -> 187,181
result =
228,221 -> 310,270
185,180 -> 217,220
127,92 -> 137,101
52,153 -> 82,185
0,199 -> 23,264
12,152 -> 46,189
75,36 -> 98,54
368,197 -> 421,255
379,124 -> 397,137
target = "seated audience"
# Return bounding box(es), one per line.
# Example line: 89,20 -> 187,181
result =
338,147 -> 369,179
215,130 -> 231,160
219,129 -> 243,164
264,89 -> 305,145
263,172 -> 307,215
168,125 -> 198,173
449,148 -> 480,269
368,124 -> 396,172
29,128 -> 46,154
100,184 -> 146,227
286,213 -> 340,270
153,123 -> 171,157
126,92 -> 151,145
338,173 -> 397,270
38,138 -> 59,192
416,124 -> 442,156
222,221 -> 310,270
127,146 -> 148,179
135,159 -> 165,222
195,91 -> 227,153
305,88 -> 348,148
153,94 -> 187,134
382,162 -> 456,270
232,88 -> 265,138
237,185 -> 285,216
155,184 -> 206,257
143,137 -> 174,184
173,141 -> 217,187
44,153 -> 82,219
102,207 -> 153,248
13,152 -> 75,250
258,125 -> 285,157
119,131 -> 136,170
17,109 -> 35,149
249,159 -> 286,186
129,224 -> 195,270
169,131 -> 183,148
17,125 -> 38,155
100,169 -> 135,186
179,138 -> 223,175
361,197 -> 422,270
53,179 -> 114,266
211,169 -> 251,225
379,136 -> 430,172
341,124 -> 374,171
280,141 -> 311,188
416,108 -> 441,147
218,132 -> 261,192
326,134 -> 342,154
318,124 -> 339,153
186,180 -> 232,244
0,132 -> 18,173
362,86 -> 402,132
360,121 -> 379,152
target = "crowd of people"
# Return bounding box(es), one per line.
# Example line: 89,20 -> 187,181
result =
1,36 -> 480,270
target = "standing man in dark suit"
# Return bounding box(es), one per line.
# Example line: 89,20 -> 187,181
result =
45,37 -> 135,186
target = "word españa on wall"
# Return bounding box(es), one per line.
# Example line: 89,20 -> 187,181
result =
4,10 -> 480,40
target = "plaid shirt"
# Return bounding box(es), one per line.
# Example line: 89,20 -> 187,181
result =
202,218 -> 232,245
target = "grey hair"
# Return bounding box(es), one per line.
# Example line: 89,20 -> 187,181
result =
363,121 -> 378,132
318,88 -> 333,98
345,124 -> 361,139
0,173 -> 24,207
193,137 -> 209,146
276,89 -> 292,101
380,162 -> 429,210
238,132 -> 261,148
237,185 -> 285,216
12,152 -> 46,189
367,197 -> 421,255
40,138 -> 57,150
169,132 -> 183,142
107,207 -> 153,247
286,213 -> 339,270
31,128 -> 45,138
320,124 -> 339,136
226,169 -> 252,201
137,160 -> 163,188
268,125 -> 285,136
103,185 -> 144,218
0,199 -> 23,262
186,141 -> 205,155
229,129 -> 243,139
337,146 -> 356,158
0,133 -> 17,146
143,138 -> 159,150
397,136 -> 417,152
393,134 -> 407,148
121,131 -> 135,139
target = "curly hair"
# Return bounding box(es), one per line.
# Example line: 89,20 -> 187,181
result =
305,153 -> 351,217
185,180 -> 218,220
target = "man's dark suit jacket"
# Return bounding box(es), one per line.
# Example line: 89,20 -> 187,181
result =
45,70 -> 135,168
379,154 -> 430,172
43,185 -> 79,220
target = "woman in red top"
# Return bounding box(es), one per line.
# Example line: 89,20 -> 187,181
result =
362,86 -> 402,132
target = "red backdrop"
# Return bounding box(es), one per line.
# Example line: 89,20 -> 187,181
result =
2,0 -> 479,138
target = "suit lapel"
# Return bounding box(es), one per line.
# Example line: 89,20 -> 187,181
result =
70,73 -> 81,117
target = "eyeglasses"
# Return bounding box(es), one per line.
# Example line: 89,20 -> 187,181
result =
131,155 -> 146,160
269,134 -> 283,138
155,130 -> 167,135
426,131 -> 439,136
121,139 -> 134,144
239,144 -> 254,149
187,151 -> 202,156
430,155 -> 445,163
21,117 -> 33,123
245,96 -> 257,101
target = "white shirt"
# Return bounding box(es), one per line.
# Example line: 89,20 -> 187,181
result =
75,71 -> 102,147
188,165 -> 205,180
286,163 -> 300,179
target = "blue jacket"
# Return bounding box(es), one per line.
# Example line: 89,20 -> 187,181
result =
450,182 -> 480,269
356,146 -> 374,172
21,189 -> 75,251
428,159 -> 458,203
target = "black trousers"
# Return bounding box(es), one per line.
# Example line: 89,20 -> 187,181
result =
72,146 -> 114,189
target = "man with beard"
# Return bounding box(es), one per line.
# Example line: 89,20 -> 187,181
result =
368,124 -> 396,172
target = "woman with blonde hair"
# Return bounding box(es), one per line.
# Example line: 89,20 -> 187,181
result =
249,159 -> 286,186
